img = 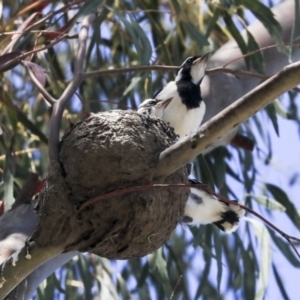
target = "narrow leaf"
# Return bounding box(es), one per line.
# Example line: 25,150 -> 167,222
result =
272,265 -> 291,300
148,247 -> 171,296
17,112 -> 48,144
0,52 -> 22,72
268,229 -> 300,267
75,0 -> 105,20
290,0 -> 300,61
223,11 -> 249,68
245,217 -> 271,300
3,151 -> 15,211
195,154 -> 215,189
237,0 -> 283,47
23,61 -> 47,86
246,30 -> 266,74
3,13 -> 37,54
170,0 -> 181,14
247,194 -> 286,211
183,23 -> 209,46
128,15 -> 152,65
273,98 -> 291,119
265,102 -> 279,136
266,183 -> 300,230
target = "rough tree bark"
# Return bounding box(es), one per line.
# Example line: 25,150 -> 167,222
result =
0,0 -> 299,298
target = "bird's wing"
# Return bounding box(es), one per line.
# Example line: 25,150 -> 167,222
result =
155,81 -> 177,101
155,97 -> 173,110
153,81 -> 177,117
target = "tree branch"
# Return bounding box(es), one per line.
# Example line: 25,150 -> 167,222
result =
154,60 -> 300,178
48,14 -> 95,163
0,241 -> 63,298
83,65 -> 298,94
21,61 -> 57,105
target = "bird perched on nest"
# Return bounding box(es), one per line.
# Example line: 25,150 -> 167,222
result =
182,179 -> 245,233
137,53 -> 210,138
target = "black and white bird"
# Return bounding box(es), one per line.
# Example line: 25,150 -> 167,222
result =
182,179 -> 244,233
137,53 -> 210,138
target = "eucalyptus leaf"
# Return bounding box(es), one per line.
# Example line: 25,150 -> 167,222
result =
148,248 -> 171,296
246,30 -> 266,74
247,194 -> 286,211
265,102 -> 279,136
289,0 -> 300,62
3,151 -> 15,211
245,217 -> 271,300
237,0 -> 283,48
272,265 -> 291,300
266,183 -> 300,230
223,11 -> 250,68
273,98 -> 291,119
183,23 -> 209,46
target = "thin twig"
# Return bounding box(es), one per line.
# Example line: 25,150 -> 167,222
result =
82,65 -> 300,93
78,183 -> 300,259
170,275 -> 183,300
208,190 -> 300,259
48,14 -> 95,163
223,42 -> 300,68
21,61 -> 57,105
0,33 -> 70,73
83,65 -> 178,78
78,183 -> 208,211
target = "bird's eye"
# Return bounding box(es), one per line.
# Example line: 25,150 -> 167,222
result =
149,101 -> 156,105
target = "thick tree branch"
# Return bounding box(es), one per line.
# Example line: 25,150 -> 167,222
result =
4,251 -> 77,300
154,60 -> 300,178
0,242 -> 63,298
48,14 -> 95,163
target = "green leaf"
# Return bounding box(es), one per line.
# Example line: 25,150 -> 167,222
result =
213,231 -> 223,291
246,30 -> 266,74
148,247 -> 171,296
170,0 -> 181,15
109,8 -> 152,65
241,243 -> 256,300
5,106 -> 18,132
237,0 -> 283,48
77,255 -> 94,299
273,98 -> 291,119
290,0 -> 300,61
128,15 -> 153,65
122,76 -> 141,96
75,0 -> 105,20
205,8 -> 220,38
0,52 -> 22,72
116,272 -> 131,300
272,265 -> 291,300
247,194 -> 286,211
183,23 -> 209,46
3,151 -> 15,211
268,229 -> 300,268
195,154 -> 215,189
223,11 -> 249,68
245,217 -> 271,300
266,183 -> 300,230
17,112 -> 48,144
265,102 -> 279,136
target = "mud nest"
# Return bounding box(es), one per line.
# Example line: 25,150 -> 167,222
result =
32,111 -> 188,259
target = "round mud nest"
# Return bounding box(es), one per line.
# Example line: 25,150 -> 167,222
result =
33,111 -> 188,259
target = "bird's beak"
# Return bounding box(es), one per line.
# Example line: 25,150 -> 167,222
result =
193,52 -> 211,66
191,52 -> 211,84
